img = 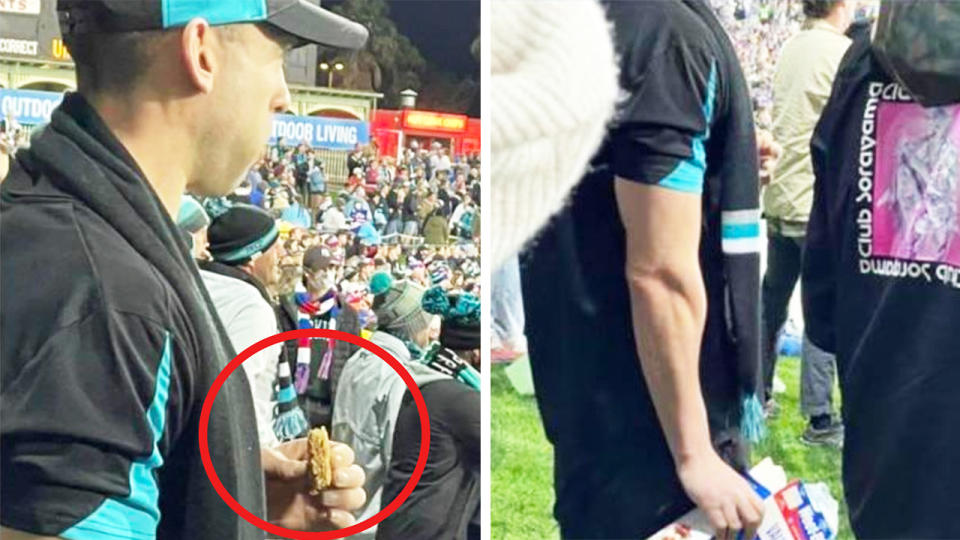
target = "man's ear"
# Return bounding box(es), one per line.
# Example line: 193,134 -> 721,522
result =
180,18 -> 217,94
239,260 -> 257,275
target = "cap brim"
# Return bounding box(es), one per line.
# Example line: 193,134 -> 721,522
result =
267,0 -> 369,50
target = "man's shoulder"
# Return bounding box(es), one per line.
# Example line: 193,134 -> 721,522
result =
200,269 -> 274,320
607,0 -> 720,55
781,26 -> 852,62
2,177 -> 179,339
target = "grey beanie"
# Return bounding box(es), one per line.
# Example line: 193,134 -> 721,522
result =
370,272 -> 433,341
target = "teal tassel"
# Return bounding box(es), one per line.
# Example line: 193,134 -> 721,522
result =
740,393 -> 767,444
273,407 -> 309,441
458,364 -> 481,391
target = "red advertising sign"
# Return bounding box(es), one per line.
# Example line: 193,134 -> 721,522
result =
402,110 -> 467,133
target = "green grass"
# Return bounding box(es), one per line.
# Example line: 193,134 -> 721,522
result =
492,357 -> 852,540
491,366 -> 559,539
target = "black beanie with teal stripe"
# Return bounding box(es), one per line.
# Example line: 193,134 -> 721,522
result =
205,199 -> 279,266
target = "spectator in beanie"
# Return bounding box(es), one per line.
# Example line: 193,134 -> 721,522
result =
332,273 -> 448,539
759,0 -> 854,445
0,1 -> 369,536
199,200 -> 290,447
377,287 -> 481,540
177,194 -> 212,261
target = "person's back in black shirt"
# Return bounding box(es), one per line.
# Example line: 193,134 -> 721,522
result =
377,379 -> 480,540
803,34 -> 960,538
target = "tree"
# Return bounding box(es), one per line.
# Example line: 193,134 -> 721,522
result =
328,0 -> 427,107
416,65 -> 478,114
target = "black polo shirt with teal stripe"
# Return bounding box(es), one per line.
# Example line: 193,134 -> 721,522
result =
1,97 -> 265,539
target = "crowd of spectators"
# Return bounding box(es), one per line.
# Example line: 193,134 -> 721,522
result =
709,0 -> 805,130
191,137 -> 482,342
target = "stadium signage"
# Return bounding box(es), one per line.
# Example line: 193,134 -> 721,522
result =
402,110 -> 467,133
270,114 -> 370,151
0,0 -> 40,15
0,88 -> 64,125
51,38 -> 71,60
0,37 -> 38,56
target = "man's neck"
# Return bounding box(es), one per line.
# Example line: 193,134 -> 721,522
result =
822,10 -> 849,33
90,95 -> 191,218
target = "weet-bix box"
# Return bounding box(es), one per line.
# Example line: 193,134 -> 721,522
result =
648,458 -> 839,540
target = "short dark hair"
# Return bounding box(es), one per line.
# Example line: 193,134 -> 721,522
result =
65,23 -> 293,97
802,0 -> 843,19
64,29 -> 170,96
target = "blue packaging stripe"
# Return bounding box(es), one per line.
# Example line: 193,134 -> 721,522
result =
744,472 -> 771,499
163,0 -> 267,28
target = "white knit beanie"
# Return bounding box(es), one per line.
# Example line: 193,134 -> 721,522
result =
492,0 -> 619,268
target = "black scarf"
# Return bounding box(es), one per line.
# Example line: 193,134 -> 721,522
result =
17,93 -> 266,538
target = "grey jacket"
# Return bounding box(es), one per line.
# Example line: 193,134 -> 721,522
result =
332,331 -> 447,538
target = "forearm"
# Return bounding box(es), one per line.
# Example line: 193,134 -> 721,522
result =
626,265 -> 712,465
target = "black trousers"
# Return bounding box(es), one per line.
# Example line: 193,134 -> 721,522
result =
761,233 -> 805,401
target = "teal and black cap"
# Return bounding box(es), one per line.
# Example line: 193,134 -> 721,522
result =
57,0 -> 368,50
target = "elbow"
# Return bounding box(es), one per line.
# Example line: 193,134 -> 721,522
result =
625,264 -> 707,322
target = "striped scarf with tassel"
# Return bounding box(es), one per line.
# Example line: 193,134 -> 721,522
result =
293,287 -> 339,394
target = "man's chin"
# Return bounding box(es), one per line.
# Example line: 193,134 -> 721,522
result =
187,171 -> 250,198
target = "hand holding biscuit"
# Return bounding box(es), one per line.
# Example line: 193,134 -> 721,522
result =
263,429 -> 366,531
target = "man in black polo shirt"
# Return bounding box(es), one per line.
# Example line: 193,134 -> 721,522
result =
803,1 -> 960,536
1,1 -> 368,538
521,0 -> 765,538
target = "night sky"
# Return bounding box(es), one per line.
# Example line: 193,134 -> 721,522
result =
323,0 -> 479,78
388,0 -> 480,79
